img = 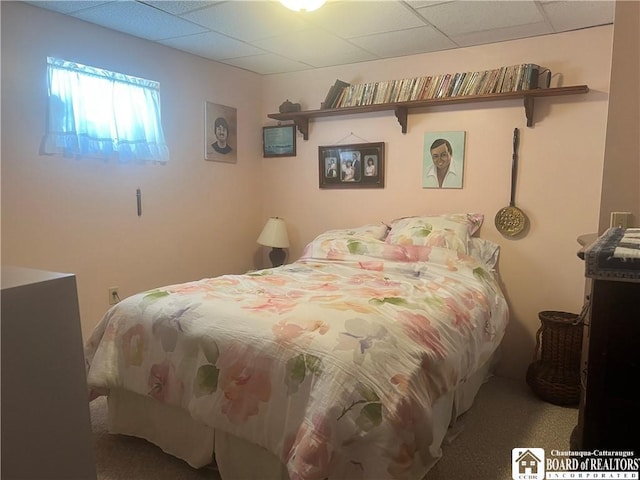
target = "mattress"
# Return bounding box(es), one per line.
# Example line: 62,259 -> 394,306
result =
106,355 -> 496,479
86,216 -> 508,479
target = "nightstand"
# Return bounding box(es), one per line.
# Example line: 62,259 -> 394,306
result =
573,228 -> 640,451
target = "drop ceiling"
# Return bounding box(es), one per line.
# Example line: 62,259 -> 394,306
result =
26,0 -> 615,75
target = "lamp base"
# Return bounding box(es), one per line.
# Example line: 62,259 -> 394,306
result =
269,247 -> 286,267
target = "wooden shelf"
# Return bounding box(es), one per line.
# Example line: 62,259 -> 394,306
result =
267,85 -> 589,140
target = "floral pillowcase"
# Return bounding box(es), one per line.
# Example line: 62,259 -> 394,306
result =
469,237 -> 501,270
313,223 -> 390,242
301,223 -> 390,261
385,213 -> 484,254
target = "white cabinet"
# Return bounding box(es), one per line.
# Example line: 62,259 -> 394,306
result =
1,266 -> 96,480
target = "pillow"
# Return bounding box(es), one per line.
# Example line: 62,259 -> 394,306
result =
314,223 -> 390,242
469,237 -> 501,269
385,213 -> 484,254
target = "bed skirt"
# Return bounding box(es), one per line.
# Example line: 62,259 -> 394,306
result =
105,356 -> 496,479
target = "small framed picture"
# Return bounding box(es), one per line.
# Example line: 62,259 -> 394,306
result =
263,125 -> 296,157
319,142 -> 384,189
422,131 -> 465,188
205,101 -> 237,163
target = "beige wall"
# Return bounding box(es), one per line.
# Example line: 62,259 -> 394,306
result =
1,2 -> 617,382
1,2 -> 265,337
261,27 -> 613,380
599,0 -> 640,232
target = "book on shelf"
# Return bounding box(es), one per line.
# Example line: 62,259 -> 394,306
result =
475,70 -> 490,95
460,71 -> 478,96
347,83 -> 358,106
370,82 -> 379,105
404,77 -> 418,102
494,63 -> 548,92
469,70 -> 488,96
444,73 -> 454,97
334,86 -> 348,108
523,64 -> 551,89
410,76 -> 424,101
385,80 -> 396,103
501,65 -> 516,93
450,72 -> 466,97
361,83 -> 369,106
370,82 -> 384,105
410,76 -> 425,101
351,84 -> 360,106
396,78 -> 406,102
396,78 -> 407,102
511,64 -> 523,91
362,82 -> 372,106
483,68 -> 501,95
321,62 -> 553,110
524,64 -> 538,89
419,76 -> 433,100
404,78 -> 415,102
437,74 -> 453,98
339,85 -> 349,107
494,67 -> 507,94
397,78 -> 410,102
322,79 -> 350,109
444,73 -> 458,97
356,83 -> 363,106
425,74 -> 442,99
407,77 -> 418,101
377,81 -> 390,104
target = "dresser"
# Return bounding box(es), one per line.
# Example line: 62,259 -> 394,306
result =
573,228 -> 640,451
1,266 -> 96,480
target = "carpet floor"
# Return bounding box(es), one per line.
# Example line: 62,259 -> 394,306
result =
91,375 -> 578,480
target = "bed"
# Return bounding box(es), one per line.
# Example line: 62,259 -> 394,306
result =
85,213 -> 509,480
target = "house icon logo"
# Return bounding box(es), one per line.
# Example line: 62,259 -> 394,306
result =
512,448 -> 545,480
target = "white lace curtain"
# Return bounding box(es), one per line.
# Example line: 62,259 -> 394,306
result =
41,57 -> 169,163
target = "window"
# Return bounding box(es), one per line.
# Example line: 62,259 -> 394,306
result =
42,57 -> 169,163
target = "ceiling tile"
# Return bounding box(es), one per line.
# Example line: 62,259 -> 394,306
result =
181,1 -> 310,42
142,1 -> 221,16
25,1 -> 111,14
72,1 -> 207,41
159,31 -> 266,60
405,1 -> 452,8
452,21 -> 554,48
222,53 -> 313,75
417,0 -> 544,36
350,25 -> 456,58
252,27 -> 376,67
308,1 -> 426,38
540,1 -> 615,32
301,48 -> 378,68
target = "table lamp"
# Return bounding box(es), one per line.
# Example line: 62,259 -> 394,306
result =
257,217 -> 290,267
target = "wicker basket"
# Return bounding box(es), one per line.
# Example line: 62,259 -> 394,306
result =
526,310 -> 583,406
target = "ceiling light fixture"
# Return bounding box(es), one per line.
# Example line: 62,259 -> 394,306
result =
280,0 -> 326,12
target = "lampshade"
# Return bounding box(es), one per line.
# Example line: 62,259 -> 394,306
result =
257,217 -> 290,249
280,0 -> 326,12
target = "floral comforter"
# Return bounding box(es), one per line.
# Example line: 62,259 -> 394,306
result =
85,234 -> 508,480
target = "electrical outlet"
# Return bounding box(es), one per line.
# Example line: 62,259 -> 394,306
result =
108,287 -> 120,305
610,212 -> 632,229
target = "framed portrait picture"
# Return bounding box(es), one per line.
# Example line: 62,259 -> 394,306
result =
422,131 -> 466,189
318,142 -> 384,189
205,101 -> 237,163
263,125 -> 296,158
